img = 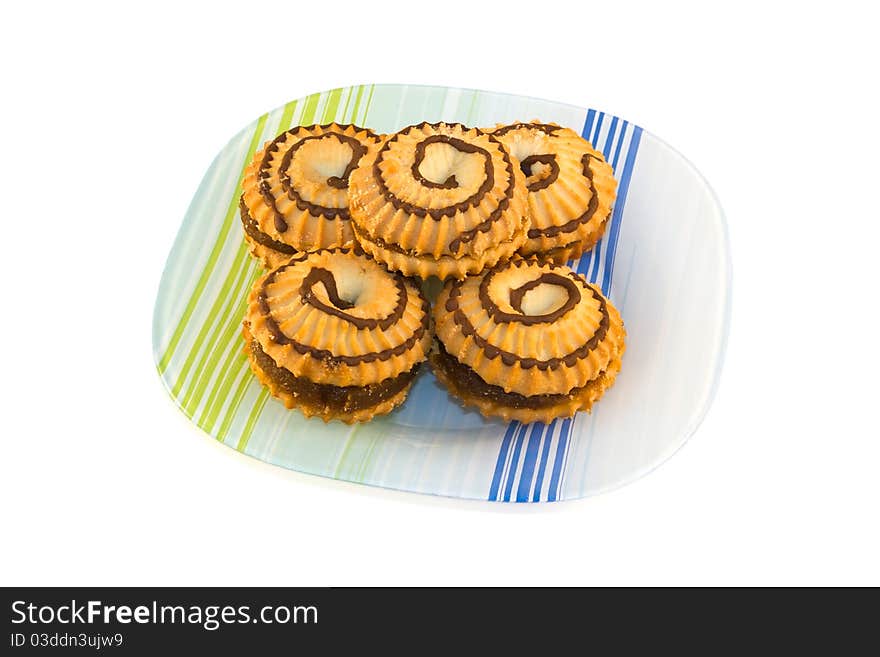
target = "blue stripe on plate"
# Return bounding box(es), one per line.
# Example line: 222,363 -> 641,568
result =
583,109 -> 597,141
516,423 -> 547,502
602,126 -> 643,294
556,416 -> 576,500
489,421 -> 520,501
547,418 -> 573,502
591,112 -> 605,144
612,120 -> 628,170
576,248 -> 594,277
590,239 -> 603,283
503,424 -> 530,502
532,419 -> 557,502
603,116 -> 619,159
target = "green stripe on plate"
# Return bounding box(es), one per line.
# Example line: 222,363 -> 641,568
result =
236,389 -> 270,452
215,362 -> 253,444
333,426 -> 361,478
277,100 -> 298,135
356,435 -> 381,483
197,264 -> 262,428
361,85 -> 375,123
199,268 -> 262,430
172,244 -> 246,402
322,87 -> 343,124
180,253 -> 259,415
301,92 -> 320,127
348,85 -> 365,124
341,87 -> 353,123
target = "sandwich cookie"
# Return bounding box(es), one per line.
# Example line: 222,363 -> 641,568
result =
491,121 -> 617,263
240,123 -> 382,268
432,258 -> 625,423
243,248 -> 432,423
348,122 -> 529,280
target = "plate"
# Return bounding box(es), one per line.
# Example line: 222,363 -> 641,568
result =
152,84 -> 731,502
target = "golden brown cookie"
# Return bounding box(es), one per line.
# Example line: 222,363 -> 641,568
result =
240,123 -> 383,268
243,247 -> 432,423
432,258 -> 625,423
490,122 -> 617,263
348,122 -> 529,280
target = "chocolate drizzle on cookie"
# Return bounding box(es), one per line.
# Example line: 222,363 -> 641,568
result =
239,196 -> 297,254
298,266 -> 407,330
493,122 -> 563,137
526,153 -> 602,239
257,124 -> 381,233
280,133 -> 368,195
300,267 -> 356,310
257,248 -> 430,366
370,122 -> 518,254
443,260 -> 609,370
492,123 -> 613,243
503,273 -> 581,323
519,154 -> 560,192
411,134 -> 487,189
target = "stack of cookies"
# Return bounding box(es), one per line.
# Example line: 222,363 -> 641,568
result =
239,120 -> 625,424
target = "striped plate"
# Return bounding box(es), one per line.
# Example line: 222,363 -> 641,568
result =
153,84 -> 730,502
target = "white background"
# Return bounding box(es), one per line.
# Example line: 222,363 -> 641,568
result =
1,1 -> 877,586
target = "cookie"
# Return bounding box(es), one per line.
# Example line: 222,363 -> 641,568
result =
432,258 -> 625,423
348,122 -> 529,280
491,122 -> 617,263
240,123 -> 383,268
243,247 -> 432,423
